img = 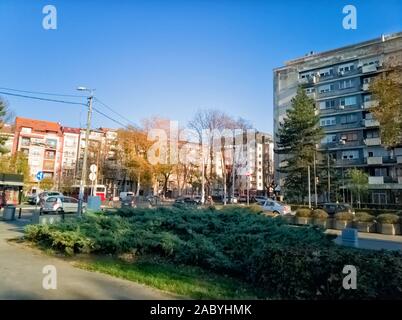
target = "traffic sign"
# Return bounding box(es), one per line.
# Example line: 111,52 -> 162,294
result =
36,171 -> 44,181
89,172 -> 97,182
90,164 -> 97,173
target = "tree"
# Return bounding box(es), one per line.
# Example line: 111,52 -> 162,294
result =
40,177 -> 54,191
154,164 -> 174,197
347,168 -> 368,208
276,87 -> 324,202
0,98 -> 9,155
0,152 -> 30,184
117,126 -> 153,195
370,63 -> 402,147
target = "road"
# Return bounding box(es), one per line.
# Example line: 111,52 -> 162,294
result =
0,217 -> 175,300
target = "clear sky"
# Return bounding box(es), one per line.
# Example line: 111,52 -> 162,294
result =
0,0 -> 401,133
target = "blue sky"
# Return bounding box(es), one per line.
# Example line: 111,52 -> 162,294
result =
0,0 -> 401,133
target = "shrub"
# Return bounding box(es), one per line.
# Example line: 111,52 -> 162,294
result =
376,214 -> 400,224
295,208 -> 312,217
354,212 -> 375,223
334,212 -> 354,221
312,209 -> 328,220
24,207 -> 402,299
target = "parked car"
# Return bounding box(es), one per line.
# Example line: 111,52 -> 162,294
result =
261,200 -> 292,215
174,197 -> 200,205
119,191 -> 134,201
319,203 -> 355,215
254,196 -> 268,204
38,191 -> 63,206
40,196 -> 85,214
27,193 -> 40,205
121,195 -> 136,208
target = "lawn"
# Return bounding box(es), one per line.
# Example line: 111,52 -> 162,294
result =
75,255 -> 265,299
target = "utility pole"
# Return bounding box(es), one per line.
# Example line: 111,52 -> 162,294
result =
313,152 -> 318,207
77,87 -> 94,217
201,151 -> 205,204
232,144 -> 235,202
327,153 -> 331,202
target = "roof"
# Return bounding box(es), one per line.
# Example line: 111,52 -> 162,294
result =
15,117 -> 62,134
62,126 -> 81,134
275,31 -> 402,70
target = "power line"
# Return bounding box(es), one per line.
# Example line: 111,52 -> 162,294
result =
0,88 -> 132,128
92,106 -> 128,128
0,91 -> 86,106
0,86 -> 87,98
94,97 -> 137,128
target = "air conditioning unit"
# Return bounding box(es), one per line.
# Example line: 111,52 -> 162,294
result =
339,70 -> 345,76
339,105 -> 345,109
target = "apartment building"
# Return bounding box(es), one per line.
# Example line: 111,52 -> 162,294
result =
274,32 -> 402,205
214,131 -> 274,197
12,117 -> 63,182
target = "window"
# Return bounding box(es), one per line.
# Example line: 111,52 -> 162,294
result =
368,151 -> 374,157
366,130 -> 380,138
319,84 -> 335,93
46,138 -> 57,149
21,127 -> 32,134
319,68 -> 333,77
344,132 -> 358,141
340,96 -> 357,107
320,117 -> 336,126
340,114 -> 357,124
45,150 -> 55,159
339,79 -> 353,89
321,134 -> 337,144
342,150 -> 359,159
21,137 -> 30,146
338,63 -> 355,73
320,99 -> 336,110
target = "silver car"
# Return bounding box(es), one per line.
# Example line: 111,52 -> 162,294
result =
41,196 -> 85,214
261,200 -> 292,215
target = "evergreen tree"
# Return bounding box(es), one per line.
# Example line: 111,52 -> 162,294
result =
276,87 -> 324,202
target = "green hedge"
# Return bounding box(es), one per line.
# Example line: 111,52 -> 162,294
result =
25,206 -> 402,299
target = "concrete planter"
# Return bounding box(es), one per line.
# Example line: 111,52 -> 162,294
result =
295,217 -> 312,225
355,221 -> 376,233
379,223 -> 401,236
281,215 -> 295,224
334,220 -> 352,230
313,219 -> 328,229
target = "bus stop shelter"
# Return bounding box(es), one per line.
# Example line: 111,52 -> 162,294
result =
0,173 -> 24,207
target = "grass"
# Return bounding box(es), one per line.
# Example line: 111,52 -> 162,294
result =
75,255 -> 265,299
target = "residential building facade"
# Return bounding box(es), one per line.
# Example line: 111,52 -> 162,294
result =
274,32 -> 402,206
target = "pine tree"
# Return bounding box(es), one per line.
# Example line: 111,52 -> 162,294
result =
276,87 -> 324,202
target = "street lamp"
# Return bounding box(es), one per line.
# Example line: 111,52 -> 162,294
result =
339,138 -> 346,203
76,86 -> 95,217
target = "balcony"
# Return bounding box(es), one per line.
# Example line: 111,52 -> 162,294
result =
362,83 -> 370,91
364,137 -> 381,146
367,156 -> 383,165
361,64 -> 378,73
369,176 -> 384,184
397,156 -> 402,164
364,119 -> 380,127
399,177 -> 402,184
363,100 -> 379,109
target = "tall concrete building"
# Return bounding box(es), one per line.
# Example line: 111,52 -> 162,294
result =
274,32 -> 402,206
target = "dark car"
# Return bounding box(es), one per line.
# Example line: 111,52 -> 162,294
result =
319,203 -> 355,215
121,195 -> 135,208
174,197 -> 199,205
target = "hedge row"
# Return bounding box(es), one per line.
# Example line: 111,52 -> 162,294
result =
25,206 -> 402,299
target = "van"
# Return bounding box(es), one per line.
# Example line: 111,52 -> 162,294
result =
119,191 -> 134,201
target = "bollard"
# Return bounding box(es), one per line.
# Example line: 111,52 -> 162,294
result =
18,207 -> 22,219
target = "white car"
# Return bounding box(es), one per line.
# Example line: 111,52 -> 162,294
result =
41,196 -> 85,214
261,200 -> 292,215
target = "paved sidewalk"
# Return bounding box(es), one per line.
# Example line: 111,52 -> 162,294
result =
326,229 -> 402,251
0,219 -> 175,300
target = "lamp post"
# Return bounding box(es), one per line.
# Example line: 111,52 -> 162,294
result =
76,86 -> 94,217
339,138 -> 346,203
